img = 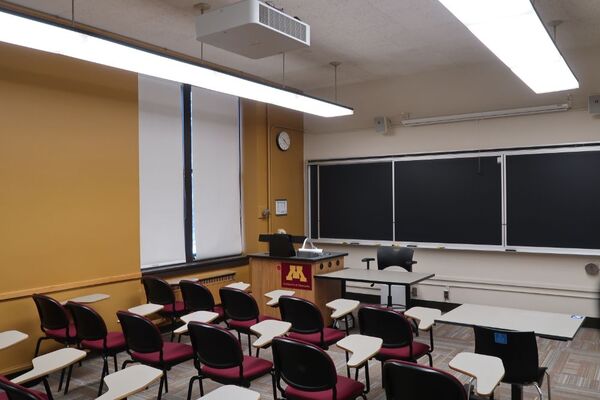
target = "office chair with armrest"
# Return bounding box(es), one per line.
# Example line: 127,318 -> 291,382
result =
474,326 -> 551,400
361,246 -> 417,310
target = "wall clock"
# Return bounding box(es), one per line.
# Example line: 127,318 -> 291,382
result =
276,131 -> 291,151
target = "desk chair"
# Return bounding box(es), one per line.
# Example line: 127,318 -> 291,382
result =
141,276 -> 185,341
0,376 -> 49,400
219,287 -> 273,355
279,296 -> 345,350
117,311 -> 193,400
362,246 -> 417,311
358,305 -> 432,382
32,294 -> 79,357
272,337 -> 366,400
474,326 -> 551,400
383,360 -> 467,400
66,302 -> 127,396
32,294 -> 80,393
186,322 -> 272,400
180,280 -> 225,323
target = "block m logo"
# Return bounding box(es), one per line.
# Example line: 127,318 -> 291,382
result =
281,263 -> 312,290
285,265 -> 307,282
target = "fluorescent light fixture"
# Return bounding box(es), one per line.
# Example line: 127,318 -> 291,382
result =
438,0 -> 579,94
0,10 -> 353,118
401,103 -> 569,126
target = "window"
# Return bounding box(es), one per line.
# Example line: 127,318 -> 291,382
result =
139,76 -> 242,269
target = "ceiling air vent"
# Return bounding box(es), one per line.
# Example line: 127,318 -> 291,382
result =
196,0 -> 310,59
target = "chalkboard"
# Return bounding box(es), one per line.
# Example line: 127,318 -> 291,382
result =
319,162 -> 393,240
309,165 -> 318,239
506,150 -> 600,249
395,156 -> 502,245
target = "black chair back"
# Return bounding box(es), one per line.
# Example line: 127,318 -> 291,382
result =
0,376 -> 45,400
474,326 -> 539,383
358,306 -> 413,348
180,280 -> 215,312
117,311 -> 163,354
383,360 -> 466,400
66,302 -> 107,342
32,294 -> 70,332
141,276 -> 175,306
272,337 -> 337,393
188,322 -> 243,369
219,287 -> 259,321
377,246 -> 415,271
279,296 -> 323,334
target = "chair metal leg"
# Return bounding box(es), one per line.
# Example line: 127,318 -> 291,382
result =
98,357 -> 109,396
34,337 -> 49,357
57,368 -> 65,391
534,383 -> 544,400
157,375 -> 164,400
545,371 -> 551,400
163,369 -> 169,393
113,355 -> 118,372
344,351 -> 351,378
466,377 -> 474,400
42,378 -> 54,400
271,371 -> 278,400
187,376 -> 200,400
247,334 -> 252,356
199,376 -> 205,396
63,364 -> 74,394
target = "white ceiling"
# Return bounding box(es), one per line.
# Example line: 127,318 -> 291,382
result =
6,0 -> 600,93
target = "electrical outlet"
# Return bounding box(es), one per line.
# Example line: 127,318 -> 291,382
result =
411,287 -> 418,297
443,286 -> 450,301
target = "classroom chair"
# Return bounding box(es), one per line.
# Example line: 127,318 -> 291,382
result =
474,326 -> 551,399
66,302 -> 127,396
179,280 -> 226,323
278,296 -> 345,349
362,246 -> 417,310
219,287 -> 273,355
32,294 -> 79,357
141,276 -> 186,341
117,311 -> 193,400
271,336 -> 366,400
0,376 -> 49,400
382,360 -> 467,400
186,322 -> 272,400
358,306 -> 432,373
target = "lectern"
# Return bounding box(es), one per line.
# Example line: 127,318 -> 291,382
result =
250,236 -> 346,324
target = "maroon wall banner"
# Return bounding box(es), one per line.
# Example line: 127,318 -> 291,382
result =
281,262 -> 312,290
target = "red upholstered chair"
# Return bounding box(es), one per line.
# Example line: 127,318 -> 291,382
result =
31,294 -> 79,357
66,302 -> 127,396
186,322 -> 272,400
279,296 -> 345,349
383,360 -> 467,400
272,337 -> 366,400
219,287 -> 273,355
0,376 -> 49,400
179,280 -> 225,323
141,276 -> 185,341
358,306 -> 432,370
117,311 -> 193,400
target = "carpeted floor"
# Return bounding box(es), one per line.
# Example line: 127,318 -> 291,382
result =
28,323 -> 600,400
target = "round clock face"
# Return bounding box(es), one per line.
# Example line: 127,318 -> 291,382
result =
277,131 -> 291,151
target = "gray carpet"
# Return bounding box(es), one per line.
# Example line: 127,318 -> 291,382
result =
30,323 -> 600,400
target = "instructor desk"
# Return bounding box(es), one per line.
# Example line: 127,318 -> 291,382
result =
315,268 -> 434,308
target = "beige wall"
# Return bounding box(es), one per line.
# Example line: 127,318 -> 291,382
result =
304,45 -> 600,317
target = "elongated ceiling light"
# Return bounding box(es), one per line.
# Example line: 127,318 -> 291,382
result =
0,10 -> 353,118
438,0 -> 578,94
401,103 -> 569,126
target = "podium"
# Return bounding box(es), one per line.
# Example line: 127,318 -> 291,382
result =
249,251 -> 347,324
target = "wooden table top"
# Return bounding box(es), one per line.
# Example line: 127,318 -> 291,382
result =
174,310 -> 219,334
127,303 -> 164,317
405,306 -> 442,330
96,365 -> 163,400
198,385 -> 260,400
264,289 -> 295,307
326,298 -> 360,319
449,352 -> 505,396
251,320 -> 292,348
0,330 -> 28,350
336,334 -> 383,368
12,348 -> 87,385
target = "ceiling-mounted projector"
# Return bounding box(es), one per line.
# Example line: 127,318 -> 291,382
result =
195,0 -> 310,59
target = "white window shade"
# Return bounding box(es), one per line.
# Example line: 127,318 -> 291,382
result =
139,75 -> 186,268
192,87 -> 242,259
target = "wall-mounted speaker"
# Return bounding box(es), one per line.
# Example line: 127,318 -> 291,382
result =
374,116 -> 392,135
589,95 -> 600,114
